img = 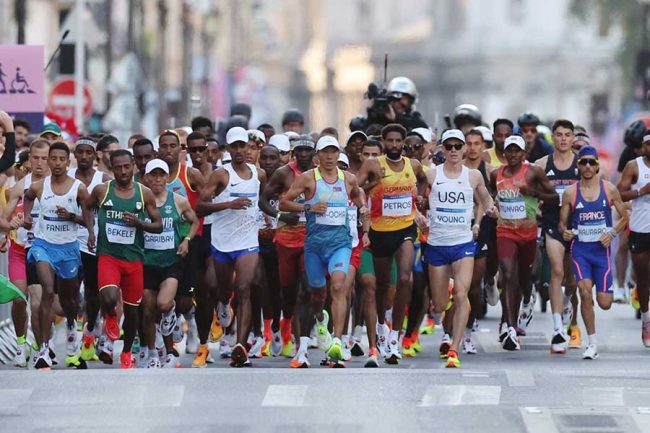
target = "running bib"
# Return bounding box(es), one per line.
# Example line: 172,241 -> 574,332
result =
315,206 -> 347,226
577,222 -> 608,243
499,198 -> 527,220
433,207 -> 471,226
144,230 -> 175,250
347,207 -> 357,227
382,194 -> 412,217
105,222 -> 136,244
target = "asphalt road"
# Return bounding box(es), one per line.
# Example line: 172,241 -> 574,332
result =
1,301 -> 650,433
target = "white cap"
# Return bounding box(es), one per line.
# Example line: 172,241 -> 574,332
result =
316,135 -> 341,151
221,151 -> 232,164
268,134 -> 290,152
145,158 -> 169,175
284,131 -> 300,139
226,127 -> 249,145
504,135 -> 526,150
644,134 -> 650,143
345,131 -> 368,146
411,127 -> 433,143
248,129 -> 266,143
338,153 -> 350,166
441,129 -> 466,144
475,126 -> 493,142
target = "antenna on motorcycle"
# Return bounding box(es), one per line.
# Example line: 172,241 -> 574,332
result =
383,53 -> 388,86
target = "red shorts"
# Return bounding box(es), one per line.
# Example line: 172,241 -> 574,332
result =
9,243 -> 27,282
350,243 -> 362,271
496,237 -> 537,270
276,243 -> 305,287
98,255 -> 144,306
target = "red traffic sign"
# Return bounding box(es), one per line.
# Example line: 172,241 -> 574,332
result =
47,79 -> 92,122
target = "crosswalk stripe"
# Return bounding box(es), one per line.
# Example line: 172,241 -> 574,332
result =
583,387 -> 624,406
519,407 -> 559,433
420,385 -> 500,406
261,385 -> 307,407
506,370 -> 535,387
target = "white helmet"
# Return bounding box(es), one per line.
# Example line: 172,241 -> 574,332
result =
387,76 -> 417,101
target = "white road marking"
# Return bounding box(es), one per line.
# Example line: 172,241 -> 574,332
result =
631,407 -> 650,433
261,385 -> 307,407
519,407 -> 559,433
474,330 -> 503,353
0,389 -> 33,414
142,386 -> 185,407
582,387 -> 624,406
506,370 -> 535,387
420,385 -> 500,406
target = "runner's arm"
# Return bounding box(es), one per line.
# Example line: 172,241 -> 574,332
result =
528,165 -> 559,202
471,170 -> 498,219
617,159 -> 642,202
139,187 -> 163,233
0,184 -> 21,232
21,182 -> 42,229
0,112 -> 16,173
608,183 -> 629,236
356,158 -> 380,193
83,185 -> 100,252
260,166 -> 288,218
280,172 -> 310,214
347,172 -> 370,232
176,194 -> 199,241
557,186 -> 576,240
196,169 -> 229,215
70,184 -> 91,226
412,159 -> 428,197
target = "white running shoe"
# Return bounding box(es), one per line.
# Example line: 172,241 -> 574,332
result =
376,322 -> 390,358
162,353 -> 180,368
185,318 -> 199,354
14,342 -> 29,368
486,280 -> 500,306
271,330 -> 282,357
502,326 -> 520,351
66,324 -> 80,356
341,340 -> 352,361
582,344 -> 599,360
550,331 -> 568,354
517,300 -> 534,332
147,357 -> 161,368
136,348 -> 149,368
171,319 -> 184,344
249,336 -> 265,359
217,302 -> 233,328
159,308 -> 177,337
34,346 -> 52,370
316,311 -> 332,351
462,336 -> 477,354
385,334 -> 401,364
155,325 -> 165,358
219,338 -> 233,358
613,286 -> 627,303
290,351 -> 311,368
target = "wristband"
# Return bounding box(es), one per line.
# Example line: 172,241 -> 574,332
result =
183,236 -> 191,241
637,189 -> 641,198
608,229 -> 618,238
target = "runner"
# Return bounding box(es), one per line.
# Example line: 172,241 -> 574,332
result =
86,149 -> 163,368
23,142 -> 92,369
69,137 -> 111,362
141,159 -> 199,368
280,135 -> 368,367
259,134 -> 316,357
484,118 -> 511,168
559,146 -> 628,359
198,127 -> 267,367
426,130 -> 498,368
617,133 -> 650,347
489,135 -> 557,351
344,131 -> 367,174
96,135 -> 120,176
356,123 -> 428,364
535,120 -> 580,354
132,138 -> 155,182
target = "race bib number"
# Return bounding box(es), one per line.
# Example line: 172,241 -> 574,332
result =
347,207 -> 357,227
577,222 -> 608,243
144,229 -> 175,250
315,206 -> 347,226
499,198 -> 527,220
106,222 -> 136,245
382,194 -> 412,217
434,207 -> 470,226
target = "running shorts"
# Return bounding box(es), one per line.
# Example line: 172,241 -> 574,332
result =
350,243 -> 362,271
369,223 -> 417,258
98,255 -> 144,306
178,232 -> 212,297
425,240 -> 477,267
144,261 -> 183,291
80,251 -> 98,290
629,231 -> 650,254
27,239 -> 80,280
276,243 -> 305,287
570,242 -> 612,293
496,237 -> 537,270
305,247 -> 352,289
542,222 -> 570,249
9,243 -> 26,282
358,249 -> 398,285
211,245 -> 259,264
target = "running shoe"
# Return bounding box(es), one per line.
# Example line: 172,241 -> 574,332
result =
502,327 -> 520,351
34,347 -> 52,370
376,322 -> 390,358
517,301 -> 534,333
281,335 -> 296,358
613,286 -> 627,304
445,349 -> 460,368
249,336 -> 265,359
486,280 -> 500,306
439,333 -> 452,359
219,338 -> 233,359
309,324 -> 319,348
631,287 -> 640,310
209,314 -> 224,342
562,302 -> 574,329
582,344 -> 599,360
498,322 -> 508,343
462,336 -> 477,354
402,334 -> 417,358
350,337 -> 364,357
172,319 -> 184,344
136,348 -> 148,368
271,330 -> 282,357
642,320 -> 650,348
66,324 -> 80,357
192,344 -> 209,368
160,309 -> 177,337
186,318 -> 199,354
65,353 -> 87,369
80,324 -> 99,362
342,339 -> 352,361
420,316 -> 435,335
569,325 -> 582,349
14,342 -> 29,368
290,351 -> 311,368
364,347 -> 379,368
162,353 -> 181,368
385,334 -> 401,365
316,310 -> 332,351
230,343 -> 251,368
327,337 -> 344,363
120,351 -> 134,369
472,319 -> 480,332
412,332 -> 423,353
217,302 -> 234,328
97,333 -> 114,365
550,331 -> 568,354
104,313 -> 120,341
147,357 -> 161,369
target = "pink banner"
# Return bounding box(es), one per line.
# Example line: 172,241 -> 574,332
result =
0,45 -> 45,112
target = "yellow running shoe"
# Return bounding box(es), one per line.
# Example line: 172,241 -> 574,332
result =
281,337 -> 295,358
420,317 -> 435,335
569,325 -> 582,349
80,325 -> 99,361
402,335 -> 416,358
210,314 -> 224,342
631,287 -> 640,310
412,332 -> 422,353
192,344 -> 209,368
445,350 -> 460,368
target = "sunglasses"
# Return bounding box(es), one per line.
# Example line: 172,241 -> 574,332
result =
578,158 -> 599,167
188,146 -> 207,153
443,143 -> 464,151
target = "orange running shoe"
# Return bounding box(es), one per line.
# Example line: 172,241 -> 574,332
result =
192,344 -> 209,368
104,314 -> 120,341
120,351 -> 134,369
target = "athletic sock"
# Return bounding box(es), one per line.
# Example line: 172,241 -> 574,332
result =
463,328 -> 472,340
588,334 -> 597,346
16,335 -> 26,345
389,329 -> 399,343
299,336 -> 310,354
353,325 -> 363,340
552,313 -> 563,332
563,295 -> 572,308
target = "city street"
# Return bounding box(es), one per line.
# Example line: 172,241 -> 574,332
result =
1,302 -> 649,433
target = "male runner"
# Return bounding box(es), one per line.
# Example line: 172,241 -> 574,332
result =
86,149 -> 162,368
198,127 -> 267,367
132,138 -> 155,182
559,146 -> 627,359
535,120 -> 580,353
23,142 -> 92,369
280,136 -> 368,367
426,130 -> 498,368
96,135 -> 120,175
489,135 -> 557,350
344,131 -> 367,174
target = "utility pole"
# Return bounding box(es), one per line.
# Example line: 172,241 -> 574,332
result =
15,0 -> 26,44
75,0 -> 85,133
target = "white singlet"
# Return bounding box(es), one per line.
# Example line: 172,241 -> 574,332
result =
427,164 -> 474,246
37,176 -> 82,245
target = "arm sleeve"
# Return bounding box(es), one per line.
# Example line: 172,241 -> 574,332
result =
0,132 -> 16,174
